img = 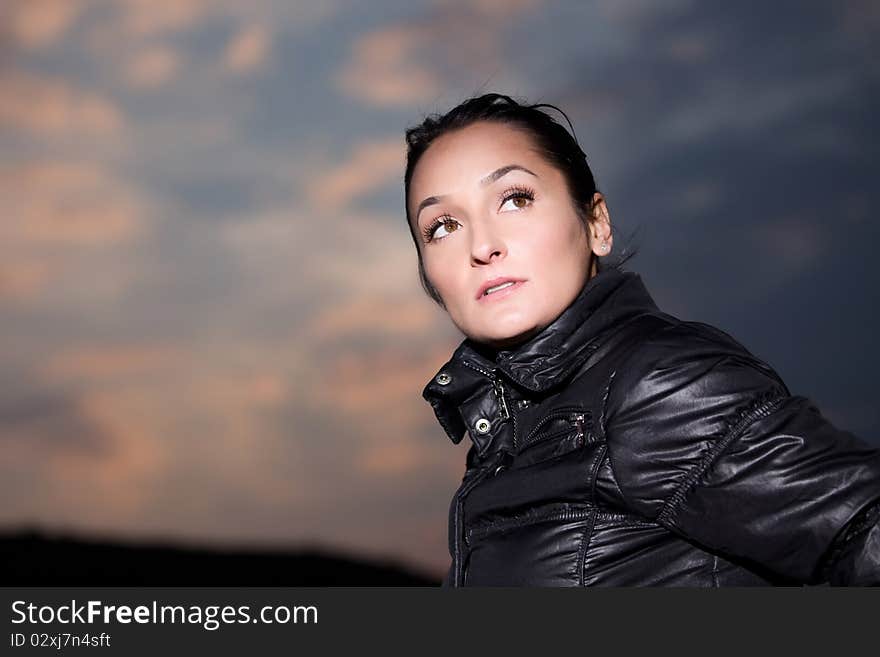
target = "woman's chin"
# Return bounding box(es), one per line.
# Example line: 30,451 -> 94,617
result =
472,323 -> 542,350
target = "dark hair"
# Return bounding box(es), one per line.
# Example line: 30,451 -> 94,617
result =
404,93 -> 630,308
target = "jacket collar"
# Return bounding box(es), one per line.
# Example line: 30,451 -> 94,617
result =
422,267 -> 660,445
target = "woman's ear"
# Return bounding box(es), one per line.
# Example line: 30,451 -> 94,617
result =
588,192 -> 612,256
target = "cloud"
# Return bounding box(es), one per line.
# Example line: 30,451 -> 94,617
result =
307,138 -> 405,211
57,388 -> 169,516
432,0 -> 543,19
126,45 -> 181,88
358,438 -> 434,476
0,161 -> 144,247
306,345 -> 435,416
5,0 -> 84,50
112,0 -> 208,39
336,24 -> 444,107
38,345 -> 184,383
20,199 -> 138,245
0,341 -> 296,531
751,215 -> 823,272
0,385 -> 166,522
0,71 -> 123,138
595,0 -> 693,24
0,260 -> 52,302
656,73 -> 856,146
839,0 -> 880,44
0,161 -> 148,307
220,207 -> 424,308
224,23 -> 270,75
335,2 -> 540,108
218,199 -> 459,488
180,371 -> 289,411
664,32 -> 710,61
305,295 -> 437,340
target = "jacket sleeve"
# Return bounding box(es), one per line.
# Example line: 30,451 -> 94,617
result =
602,323 -> 880,585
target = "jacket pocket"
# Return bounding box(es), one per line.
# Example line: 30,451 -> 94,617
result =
467,501 -> 594,544
462,502 -> 596,586
514,407 -> 591,468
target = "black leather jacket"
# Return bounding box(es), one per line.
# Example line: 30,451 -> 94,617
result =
423,267 -> 880,586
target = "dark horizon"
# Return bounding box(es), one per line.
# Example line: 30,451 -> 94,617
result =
1,528 -> 441,586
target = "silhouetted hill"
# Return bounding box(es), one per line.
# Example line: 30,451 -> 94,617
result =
0,529 -> 441,586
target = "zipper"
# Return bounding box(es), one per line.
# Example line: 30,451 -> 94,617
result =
492,377 -> 510,421
466,504 -> 595,544
519,407 -> 588,453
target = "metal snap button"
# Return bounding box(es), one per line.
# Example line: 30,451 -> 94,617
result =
494,464 -> 507,476
435,372 -> 452,386
475,418 -> 491,434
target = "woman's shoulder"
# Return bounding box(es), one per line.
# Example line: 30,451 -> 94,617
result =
600,313 -> 794,515
609,312 -> 789,397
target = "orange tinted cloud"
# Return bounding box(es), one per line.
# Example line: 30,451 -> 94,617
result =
336,2 -> 541,107
303,340 -> 463,479
6,0 -> 84,50
60,388 -> 169,515
306,295 -> 436,339
115,0 -> 207,39
19,198 -> 140,245
0,387 -> 167,521
185,372 -> 289,410
224,23 -> 270,74
126,46 -> 181,88
359,439 -> 430,476
0,71 -> 123,137
6,341 -> 295,524
0,260 -> 52,302
291,324 -> 462,481
306,342 -> 453,419
1,161 -> 144,247
436,0 -> 541,15
336,24 -> 442,107
308,138 -> 405,210
39,345 -> 184,383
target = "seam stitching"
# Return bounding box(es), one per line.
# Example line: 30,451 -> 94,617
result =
657,391 -> 788,525
578,510 -> 598,586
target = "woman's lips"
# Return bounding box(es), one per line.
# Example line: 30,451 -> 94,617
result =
477,280 -> 526,303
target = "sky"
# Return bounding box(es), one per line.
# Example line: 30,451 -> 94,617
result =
1,0 -> 878,579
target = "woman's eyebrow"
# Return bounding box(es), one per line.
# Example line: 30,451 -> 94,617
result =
480,164 -> 538,186
415,164 -> 538,220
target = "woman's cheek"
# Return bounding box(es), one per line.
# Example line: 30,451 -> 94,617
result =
427,263 -> 465,309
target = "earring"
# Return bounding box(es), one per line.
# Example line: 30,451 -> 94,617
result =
601,242 -> 609,251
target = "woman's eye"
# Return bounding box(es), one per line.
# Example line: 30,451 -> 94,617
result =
499,193 -> 534,212
431,217 -> 461,240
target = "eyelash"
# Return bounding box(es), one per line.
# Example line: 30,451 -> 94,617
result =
421,185 -> 536,244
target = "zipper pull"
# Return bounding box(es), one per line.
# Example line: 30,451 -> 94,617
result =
573,413 -> 586,439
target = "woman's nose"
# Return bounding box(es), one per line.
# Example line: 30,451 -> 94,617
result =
469,220 -> 507,265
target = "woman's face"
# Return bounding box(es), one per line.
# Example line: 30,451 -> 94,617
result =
408,121 -> 611,349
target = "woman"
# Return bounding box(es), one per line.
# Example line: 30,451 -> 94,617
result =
404,93 -> 880,586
